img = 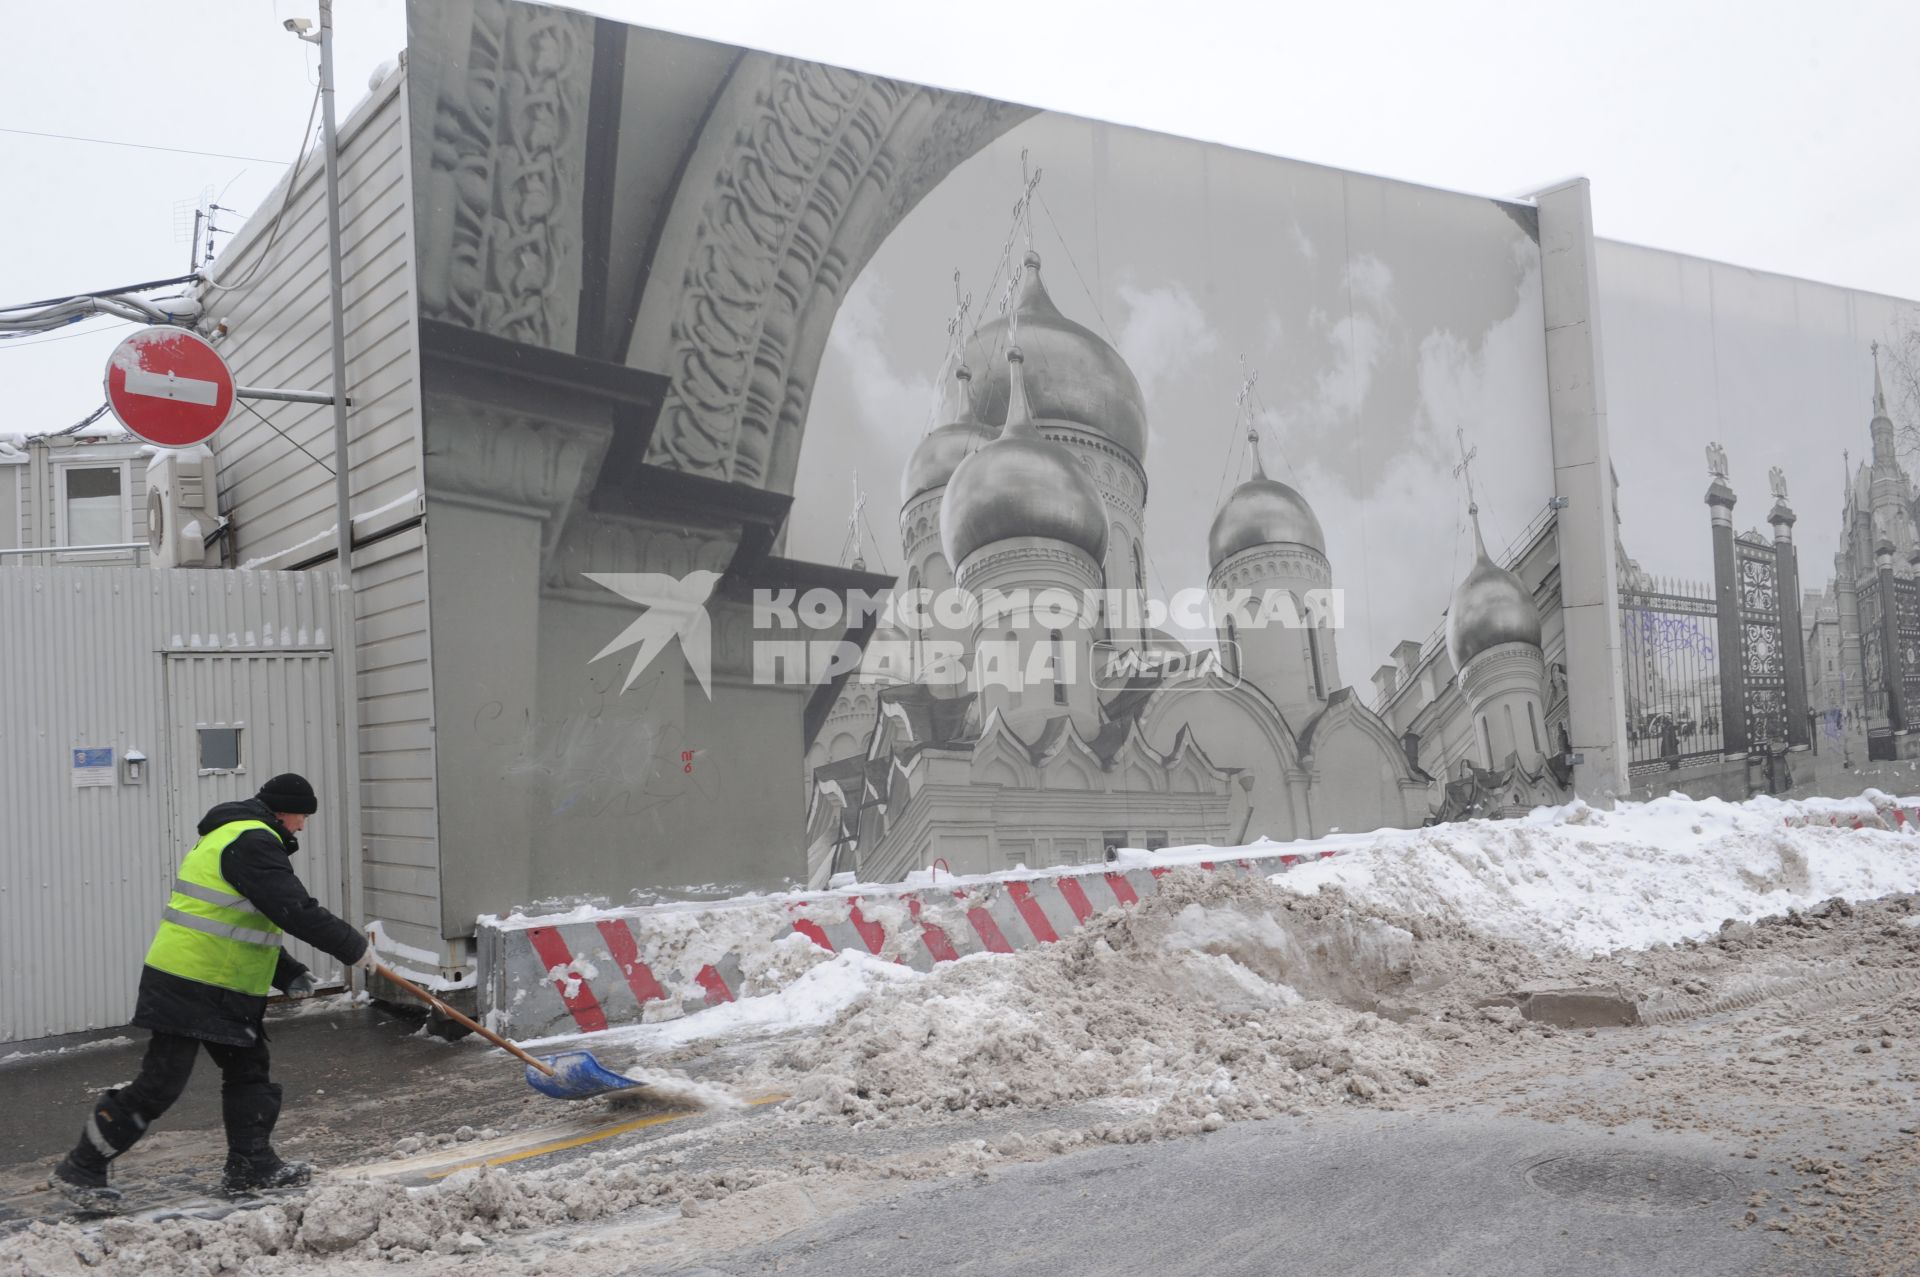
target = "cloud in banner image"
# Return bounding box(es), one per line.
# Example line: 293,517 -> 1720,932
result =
1295,250 -> 1549,676
1301,438 -> 1462,681
1115,280 -> 1219,401
1288,219 -> 1318,264
825,271 -> 939,450
799,270 -> 938,566
1345,253 -> 1394,308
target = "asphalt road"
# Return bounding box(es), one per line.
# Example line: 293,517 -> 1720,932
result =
644,1111 -> 1839,1277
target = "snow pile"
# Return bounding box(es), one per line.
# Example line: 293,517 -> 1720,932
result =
519,940 -> 914,1066
0,1154 -> 791,1276
1274,793 -> 1920,957
751,872 -> 1502,1135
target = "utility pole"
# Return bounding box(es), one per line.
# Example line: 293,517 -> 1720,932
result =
294,0 -> 365,984
317,0 -> 353,571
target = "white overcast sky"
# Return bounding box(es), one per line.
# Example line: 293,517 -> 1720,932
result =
4,0 -> 1917,437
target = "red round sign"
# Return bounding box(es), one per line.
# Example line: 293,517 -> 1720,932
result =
103,326 -> 235,448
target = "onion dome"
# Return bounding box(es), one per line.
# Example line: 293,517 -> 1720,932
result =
902,366 -> 997,504
1446,504 -> 1542,669
940,346 -> 1109,569
1207,428 -> 1326,567
963,250 -> 1149,462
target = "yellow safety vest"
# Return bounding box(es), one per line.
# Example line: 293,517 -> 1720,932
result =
144,820 -> 284,995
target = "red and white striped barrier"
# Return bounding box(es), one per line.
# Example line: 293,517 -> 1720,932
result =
1779,803 -> 1920,830
474,853 -> 1337,1039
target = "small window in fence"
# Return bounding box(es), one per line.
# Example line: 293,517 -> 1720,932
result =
199,727 -> 242,772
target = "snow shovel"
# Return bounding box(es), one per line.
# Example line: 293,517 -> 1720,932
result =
374,964 -> 663,1102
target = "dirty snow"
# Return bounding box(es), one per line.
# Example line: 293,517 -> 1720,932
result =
12,790 -> 1920,1275
0,1036 -> 133,1066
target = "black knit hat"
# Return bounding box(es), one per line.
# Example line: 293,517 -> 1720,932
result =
256,773 -> 319,815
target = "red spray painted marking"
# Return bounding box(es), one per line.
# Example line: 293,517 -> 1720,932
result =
596,919 -> 665,1005
957,891 -> 1014,953
1149,867 -> 1171,880
1056,876 -> 1096,924
1006,882 -> 1059,944
1319,850 -> 1337,860
908,896 -> 959,962
847,900 -> 887,954
1199,861 -> 1216,870
1104,873 -> 1139,906
694,965 -> 734,1005
526,927 -> 609,1033
1279,855 -> 1301,866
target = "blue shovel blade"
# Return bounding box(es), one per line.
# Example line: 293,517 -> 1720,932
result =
526,1049 -> 648,1101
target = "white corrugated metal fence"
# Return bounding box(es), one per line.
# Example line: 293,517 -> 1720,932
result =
0,566 -> 349,1042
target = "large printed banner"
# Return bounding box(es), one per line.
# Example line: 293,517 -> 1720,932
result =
406,0 -> 1567,922
1599,241 -> 1920,801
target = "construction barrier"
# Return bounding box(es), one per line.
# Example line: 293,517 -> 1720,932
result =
473,851 -> 1338,1039
1779,801 -> 1920,830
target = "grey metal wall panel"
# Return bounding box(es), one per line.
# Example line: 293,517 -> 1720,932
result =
206,75 -> 421,568
348,528 -> 441,952
196,67 -> 444,954
0,567 -> 344,1042
0,465 -> 18,550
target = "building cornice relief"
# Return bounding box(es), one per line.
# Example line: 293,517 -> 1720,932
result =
422,395 -> 610,565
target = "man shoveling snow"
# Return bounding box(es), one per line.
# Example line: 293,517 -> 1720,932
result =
48,774 -> 378,1213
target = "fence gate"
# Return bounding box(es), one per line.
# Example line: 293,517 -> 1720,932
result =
1619,582 -> 1724,769
1734,534 -> 1788,746
163,650 -> 347,983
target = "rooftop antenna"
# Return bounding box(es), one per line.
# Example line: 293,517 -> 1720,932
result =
203,204 -> 241,267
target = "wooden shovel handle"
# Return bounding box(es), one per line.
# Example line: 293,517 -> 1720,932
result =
375,963 -> 555,1076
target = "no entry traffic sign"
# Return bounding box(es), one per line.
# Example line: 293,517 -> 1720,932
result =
103,326 -> 235,448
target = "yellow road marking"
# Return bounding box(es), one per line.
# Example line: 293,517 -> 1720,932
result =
422,1094 -> 787,1180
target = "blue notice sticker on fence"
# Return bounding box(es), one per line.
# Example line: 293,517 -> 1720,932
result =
72,747 -> 115,788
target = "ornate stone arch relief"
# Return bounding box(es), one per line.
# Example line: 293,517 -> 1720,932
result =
624,53 -> 1032,495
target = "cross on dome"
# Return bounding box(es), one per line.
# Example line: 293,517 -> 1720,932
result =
1453,424 -> 1480,514
1873,339 -> 1888,418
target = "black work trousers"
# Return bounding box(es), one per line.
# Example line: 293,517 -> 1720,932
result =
70,1031 -> 282,1172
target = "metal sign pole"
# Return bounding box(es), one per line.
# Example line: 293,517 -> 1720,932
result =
317,0 -> 352,570
315,0 -> 367,987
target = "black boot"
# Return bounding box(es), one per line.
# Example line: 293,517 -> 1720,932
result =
218,1150 -> 312,1197
49,1155 -> 123,1215
50,1090 -> 148,1213
219,1081 -> 310,1197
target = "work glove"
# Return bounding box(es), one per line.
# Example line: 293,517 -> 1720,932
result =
354,944 -> 380,974
285,972 -> 317,1000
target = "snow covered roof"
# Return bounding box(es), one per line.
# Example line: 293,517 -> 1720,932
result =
1,423 -> 135,455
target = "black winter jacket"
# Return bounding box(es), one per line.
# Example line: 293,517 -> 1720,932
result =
132,799 -> 369,1046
